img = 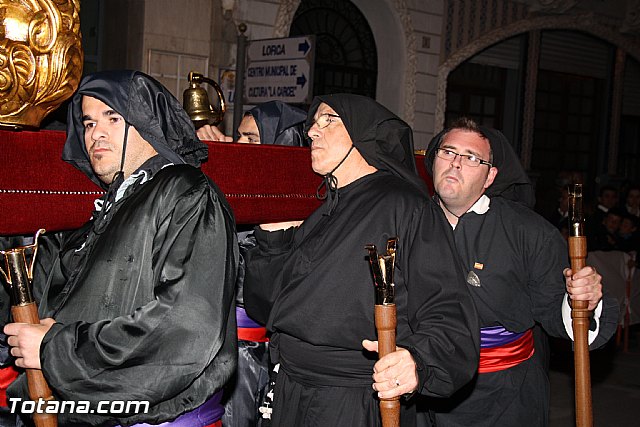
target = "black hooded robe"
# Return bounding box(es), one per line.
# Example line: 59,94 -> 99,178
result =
420,126 -> 618,427
247,100 -> 308,147
223,101 -> 307,427
243,94 -> 480,427
4,70 -> 238,427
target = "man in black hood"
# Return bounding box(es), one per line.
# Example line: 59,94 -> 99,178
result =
421,117 -> 618,426
3,70 -> 238,427
198,100 -> 308,427
197,100 -> 308,147
243,94 -> 479,426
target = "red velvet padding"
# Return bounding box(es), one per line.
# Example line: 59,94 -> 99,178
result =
203,142 -> 322,225
0,129 -> 432,235
0,366 -> 18,407
0,129 -> 103,235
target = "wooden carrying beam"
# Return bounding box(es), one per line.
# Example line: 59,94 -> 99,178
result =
0,129 -> 431,235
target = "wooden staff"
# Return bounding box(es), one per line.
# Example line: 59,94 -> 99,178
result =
567,184 -> 592,427
0,230 -> 57,427
375,304 -> 400,427
366,239 -> 400,427
11,303 -> 57,427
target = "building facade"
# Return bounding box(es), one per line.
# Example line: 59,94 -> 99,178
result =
79,0 -> 640,211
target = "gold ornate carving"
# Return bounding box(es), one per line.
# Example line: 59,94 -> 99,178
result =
0,0 -> 83,129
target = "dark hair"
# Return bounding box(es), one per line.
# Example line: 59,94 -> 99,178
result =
442,117 -> 493,163
448,117 -> 483,133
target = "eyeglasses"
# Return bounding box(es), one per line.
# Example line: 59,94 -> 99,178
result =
436,148 -> 492,168
305,113 -> 341,134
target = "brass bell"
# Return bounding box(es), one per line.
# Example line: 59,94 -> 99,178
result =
183,71 -> 226,128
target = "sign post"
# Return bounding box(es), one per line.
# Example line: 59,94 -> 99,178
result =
244,35 -> 315,104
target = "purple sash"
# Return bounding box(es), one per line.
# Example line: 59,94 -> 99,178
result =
123,391 -> 223,427
236,306 -> 263,328
480,325 -> 525,348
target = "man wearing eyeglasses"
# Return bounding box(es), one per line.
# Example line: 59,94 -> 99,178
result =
420,117 -> 618,427
243,95 -> 480,426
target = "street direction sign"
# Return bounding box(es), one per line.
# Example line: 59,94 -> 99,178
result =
244,35 -> 314,104
247,36 -> 312,61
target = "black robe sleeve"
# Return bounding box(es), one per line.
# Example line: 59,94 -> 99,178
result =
43,189 -> 232,401
243,225 -> 297,325
10,179 -> 237,423
401,202 -> 480,397
244,180 -> 479,399
519,207 -> 618,349
1,232 -> 63,366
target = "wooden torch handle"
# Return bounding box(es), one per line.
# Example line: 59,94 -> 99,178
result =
568,235 -> 592,427
375,304 -> 400,427
11,303 -> 58,427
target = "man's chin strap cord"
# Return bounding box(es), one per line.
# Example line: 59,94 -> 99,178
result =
316,145 -> 355,216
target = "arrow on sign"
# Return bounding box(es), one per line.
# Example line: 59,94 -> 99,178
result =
298,40 -> 310,56
296,74 -> 307,88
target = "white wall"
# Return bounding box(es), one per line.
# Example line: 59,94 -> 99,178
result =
142,0 -> 214,97
407,0 -> 445,149
352,0 -> 406,119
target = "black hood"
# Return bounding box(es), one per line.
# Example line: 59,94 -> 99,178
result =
307,94 -> 427,195
248,101 -> 308,146
63,70 -> 208,188
425,125 -> 535,208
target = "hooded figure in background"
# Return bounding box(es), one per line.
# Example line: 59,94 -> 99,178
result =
3,70 -> 238,427
208,100 -> 308,427
245,100 -> 308,147
243,93 -> 479,427
420,117 -> 617,427
195,100 -> 308,147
